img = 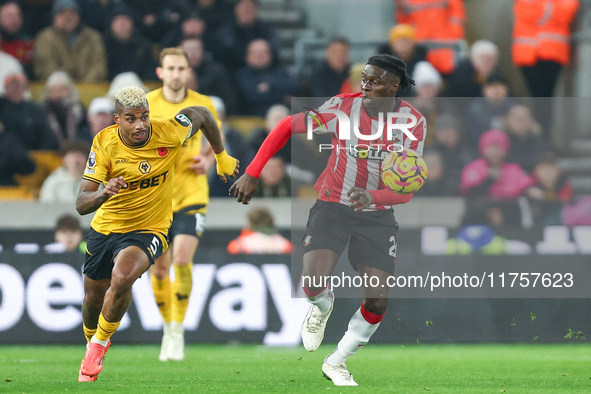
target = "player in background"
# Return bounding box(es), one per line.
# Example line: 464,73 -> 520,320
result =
146,47 -> 221,362
76,86 -> 238,382
230,54 -> 425,386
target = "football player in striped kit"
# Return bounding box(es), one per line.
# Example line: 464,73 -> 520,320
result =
230,54 -> 426,386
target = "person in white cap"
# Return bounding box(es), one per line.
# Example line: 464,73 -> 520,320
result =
412,61 -> 443,98
0,49 -> 23,96
85,97 -> 115,138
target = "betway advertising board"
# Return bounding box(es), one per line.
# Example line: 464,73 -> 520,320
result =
2,228 -> 591,344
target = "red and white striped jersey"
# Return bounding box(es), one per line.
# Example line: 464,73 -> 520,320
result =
309,93 -> 426,210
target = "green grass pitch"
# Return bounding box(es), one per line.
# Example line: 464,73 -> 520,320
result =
1,344 -> 590,393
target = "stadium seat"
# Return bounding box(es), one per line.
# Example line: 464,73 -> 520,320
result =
26,82 -> 263,139
27,82 -> 161,108
0,186 -> 35,200
297,185 -> 318,198
13,150 -> 62,198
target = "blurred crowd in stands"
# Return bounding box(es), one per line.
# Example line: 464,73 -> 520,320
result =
0,0 -> 587,228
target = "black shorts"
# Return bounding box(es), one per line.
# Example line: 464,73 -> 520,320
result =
84,228 -> 168,280
301,200 -> 399,274
169,205 -> 207,240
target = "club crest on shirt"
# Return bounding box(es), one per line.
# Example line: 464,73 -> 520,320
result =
87,151 -> 96,168
303,235 -> 312,246
139,160 -> 152,174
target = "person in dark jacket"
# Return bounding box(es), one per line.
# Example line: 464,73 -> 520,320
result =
214,0 -> 279,71
41,71 -> 90,148
193,0 -> 231,32
124,0 -> 188,44
416,149 -> 459,196
432,113 -> 476,185
0,120 -> 35,185
235,39 -> 300,116
465,73 -> 515,147
0,73 -> 58,150
102,4 -> 156,81
309,37 -> 350,98
160,8 -> 217,52
181,36 -> 239,115
444,39 -> 499,97
503,104 -> 551,173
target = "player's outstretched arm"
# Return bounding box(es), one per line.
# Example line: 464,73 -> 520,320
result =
229,114 -> 301,204
178,106 -> 239,182
76,176 -> 127,215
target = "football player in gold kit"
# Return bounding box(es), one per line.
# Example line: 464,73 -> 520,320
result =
146,47 -> 221,361
76,86 -> 239,382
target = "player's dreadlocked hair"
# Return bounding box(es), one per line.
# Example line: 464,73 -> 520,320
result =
115,86 -> 148,109
367,54 -> 415,91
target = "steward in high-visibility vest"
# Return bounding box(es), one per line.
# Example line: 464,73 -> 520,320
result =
513,0 -> 579,67
512,0 -> 579,97
395,0 -> 465,75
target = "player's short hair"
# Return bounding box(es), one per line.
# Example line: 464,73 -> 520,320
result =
55,214 -> 81,233
159,47 -> 190,67
114,86 -> 148,109
366,54 -> 415,91
248,208 -> 274,229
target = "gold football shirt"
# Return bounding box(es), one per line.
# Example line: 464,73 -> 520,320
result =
146,88 -> 221,213
83,118 -> 192,239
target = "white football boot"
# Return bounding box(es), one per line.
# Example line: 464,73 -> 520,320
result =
167,321 -> 185,361
322,355 -> 358,386
159,323 -> 171,361
301,289 -> 334,351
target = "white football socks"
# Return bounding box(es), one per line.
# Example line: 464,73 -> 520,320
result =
306,287 -> 332,315
90,335 -> 109,347
326,307 -> 381,366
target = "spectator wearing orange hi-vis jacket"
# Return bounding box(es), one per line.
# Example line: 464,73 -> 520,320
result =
227,207 -> 292,254
513,0 -> 580,97
395,0 -> 465,76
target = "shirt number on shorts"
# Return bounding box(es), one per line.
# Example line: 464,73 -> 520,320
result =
389,235 -> 397,258
150,236 -> 160,255
195,213 -> 206,234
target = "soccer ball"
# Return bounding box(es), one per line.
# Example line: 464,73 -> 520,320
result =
380,148 -> 428,194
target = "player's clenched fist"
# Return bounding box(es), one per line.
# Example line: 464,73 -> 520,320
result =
229,173 -> 258,205
103,176 -> 127,198
215,150 -> 240,183
347,187 -> 374,212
